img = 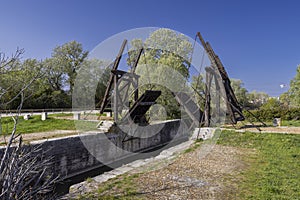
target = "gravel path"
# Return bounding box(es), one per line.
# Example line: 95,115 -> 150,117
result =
131,144 -> 253,200
233,126 -> 300,134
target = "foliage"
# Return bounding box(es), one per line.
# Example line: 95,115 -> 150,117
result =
260,98 -> 281,110
0,50 -> 58,199
279,65 -> 300,108
247,90 -> 269,109
191,74 -> 205,110
230,79 -> 248,107
228,79 -> 269,109
73,59 -> 110,110
0,51 -> 43,109
51,41 -> 88,93
1,41 -> 90,109
281,119 -> 300,127
288,65 -> 300,107
243,94 -> 300,122
218,130 -> 300,199
129,28 -> 193,119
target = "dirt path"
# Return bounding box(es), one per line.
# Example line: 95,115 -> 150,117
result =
130,144 -> 253,200
233,126 -> 300,134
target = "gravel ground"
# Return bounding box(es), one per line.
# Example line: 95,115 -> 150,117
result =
130,144 -> 254,200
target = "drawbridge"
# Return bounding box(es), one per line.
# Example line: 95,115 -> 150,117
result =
98,32 -> 246,129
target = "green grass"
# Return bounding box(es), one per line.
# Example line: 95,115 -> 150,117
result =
218,130 -> 300,199
281,120 -> 300,127
78,174 -> 141,200
0,115 -> 98,134
48,112 -> 105,118
183,138 -> 203,153
48,113 -> 73,117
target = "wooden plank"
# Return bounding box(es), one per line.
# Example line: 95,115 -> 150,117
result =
197,32 -> 244,124
99,39 -> 127,114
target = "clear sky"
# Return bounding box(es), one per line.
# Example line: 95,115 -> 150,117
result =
0,0 -> 299,97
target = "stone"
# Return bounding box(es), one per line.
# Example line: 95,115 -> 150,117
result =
273,118 -> 281,127
191,127 -> 216,140
41,112 -> 47,121
23,114 -> 31,120
74,112 -> 81,120
105,112 -> 112,117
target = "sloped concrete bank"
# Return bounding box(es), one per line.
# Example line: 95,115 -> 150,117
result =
1,119 -> 190,196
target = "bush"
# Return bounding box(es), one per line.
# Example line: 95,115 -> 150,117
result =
243,107 -> 300,122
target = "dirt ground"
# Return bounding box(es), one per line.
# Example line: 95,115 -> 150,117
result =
234,126 -> 300,134
130,145 -> 253,200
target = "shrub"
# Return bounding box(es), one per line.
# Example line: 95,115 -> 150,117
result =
243,107 -> 300,122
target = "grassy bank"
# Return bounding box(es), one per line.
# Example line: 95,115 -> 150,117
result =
218,130 -> 300,199
0,115 -> 98,134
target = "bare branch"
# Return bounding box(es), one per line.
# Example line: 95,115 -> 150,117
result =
0,48 -> 24,74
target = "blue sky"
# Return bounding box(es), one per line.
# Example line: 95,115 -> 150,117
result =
0,0 -> 299,96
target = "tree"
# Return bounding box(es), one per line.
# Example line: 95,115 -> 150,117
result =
279,92 -> 290,108
73,58 -> 110,110
0,49 -> 58,199
247,90 -> 269,109
28,57 -> 72,109
287,65 -> 300,107
230,79 -> 248,107
191,74 -> 206,110
0,50 -> 43,109
133,28 -> 193,78
51,41 -> 88,93
129,29 -> 193,119
20,41 -> 89,109
261,97 -> 280,110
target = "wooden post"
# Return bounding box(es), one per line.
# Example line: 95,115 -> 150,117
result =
197,32 -> 245,124
99,39 -> 127,114
204,67 -> 213,127
113,74 -> 118,122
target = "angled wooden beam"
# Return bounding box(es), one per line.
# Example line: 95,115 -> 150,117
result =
99,39 -> 127,114
197,32 -> 244,124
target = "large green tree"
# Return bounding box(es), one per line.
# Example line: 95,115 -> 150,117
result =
130,28 -> 192,78
230,79 -> 248,107
51,41 -> 88,93
247,90 -> 269,109
287,65 -> 300,107
0,51 -> 43,109
25,41 -> 89,109
129,29 -> 193,119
